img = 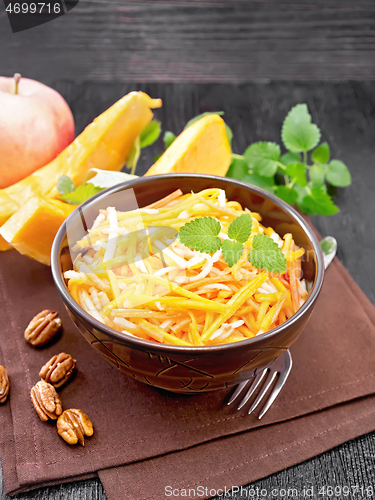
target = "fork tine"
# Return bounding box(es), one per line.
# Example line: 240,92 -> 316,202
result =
227,379 -> 250,406
237,370 -> 267,410
226,350 -> 292,417
247,369 -> 278,414
255,350 -> 293,419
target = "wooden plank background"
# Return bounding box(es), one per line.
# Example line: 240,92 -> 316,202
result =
1,0 -> 375,82
1,1 -> 375,499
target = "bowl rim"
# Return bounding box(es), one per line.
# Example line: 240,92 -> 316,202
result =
51,173 -> 325,354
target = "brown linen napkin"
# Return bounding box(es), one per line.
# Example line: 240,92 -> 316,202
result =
0,246 -> 375,496
99,398 -> 375,500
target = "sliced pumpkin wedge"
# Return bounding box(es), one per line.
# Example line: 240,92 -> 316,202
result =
0,197 -> 77,265
0,236 -> 12,251
145,114 -> 231,177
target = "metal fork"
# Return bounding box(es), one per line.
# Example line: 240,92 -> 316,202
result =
227,235 -> 337,418
227,350 -> 292,419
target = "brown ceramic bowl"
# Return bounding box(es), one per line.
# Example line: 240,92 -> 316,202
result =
51,174 -> 324,393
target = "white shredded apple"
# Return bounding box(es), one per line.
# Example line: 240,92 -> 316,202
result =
91,213 -> 106,231
64,270 -> 82,280
210,320 -> 245,340
177,210 -> 190,219
134,255 -> 148,274
140,208 -> 159,214
218,189 -> 226,207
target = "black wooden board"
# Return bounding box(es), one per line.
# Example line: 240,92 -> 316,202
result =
1,1 -> 375,82
1,81 -> 375,499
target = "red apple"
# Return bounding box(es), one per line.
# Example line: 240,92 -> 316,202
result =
0,74 -> 75,189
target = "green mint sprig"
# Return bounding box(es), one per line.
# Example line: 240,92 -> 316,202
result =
226,104 -> 351,216
159,105 -> 350,216
126,119 -> 162,175
57,175 -> 103,205
178,214 -> 287,273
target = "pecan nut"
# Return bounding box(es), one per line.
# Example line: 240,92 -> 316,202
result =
0,365 -> 10,404
39,353 -> 76,389
30,380 -> 62,421
24,310 -> 62,346
57,409 -> 94,446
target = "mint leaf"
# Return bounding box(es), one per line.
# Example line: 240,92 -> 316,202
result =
249,234 -> 287,273
244,142 -> 281,177
311,142 -> 330,164
184,111 -> 224,129
280,152 -> 301,166
294,184 -> 309,204
281,104 -> 321,152
226,156 -> 248,180
225,124 -> 233,147
285,162 -> 307,187
163,131 -> 176,149
179,217 -> 222,254
139,120 -> 161,149
241,172 -> 275,194
126,136 -> 141,175
326,160 -> 351,187
226,155 -> 277,193
57,175 -> 74,195
302,187 -> 339,216
222,240 -> 244,267
275,186 -> 298,205
294,185 -> 314,214
60,184 -> 104,205
227,213 -> 253,243
309,164 -> 326,187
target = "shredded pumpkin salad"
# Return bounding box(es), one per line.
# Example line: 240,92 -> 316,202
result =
64,188 -> 309,346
